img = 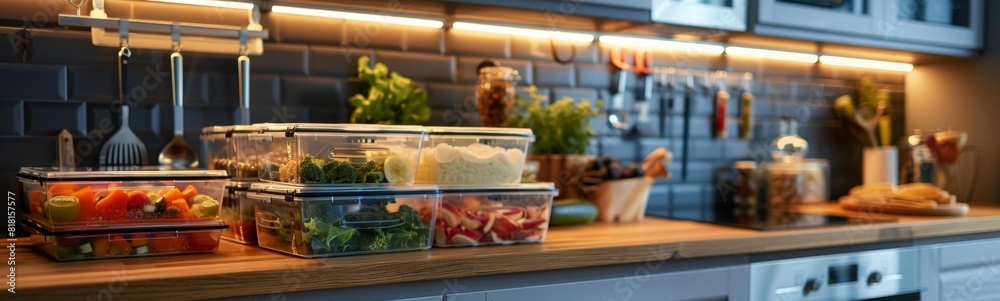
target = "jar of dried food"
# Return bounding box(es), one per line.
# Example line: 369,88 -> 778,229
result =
476,66 -> 520,127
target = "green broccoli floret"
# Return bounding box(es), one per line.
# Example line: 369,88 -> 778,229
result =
305,155 -> 325,167
365,171 -> 386,183
355,160 -> 377,175
323,161 -> 359,183
299,157 -> 328,184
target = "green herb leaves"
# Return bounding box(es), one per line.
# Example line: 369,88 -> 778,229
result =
349,56 -> 431,125
509,86 -> 601,155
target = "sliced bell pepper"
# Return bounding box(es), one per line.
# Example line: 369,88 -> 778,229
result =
69,186 -> 101,221
95,190 -> 129,220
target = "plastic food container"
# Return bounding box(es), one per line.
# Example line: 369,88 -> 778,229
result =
221,181 -> 256,244
247,183 -> 439,258
22,220 -> 227,261
17,167 -> 228,231
201,125 -> 262,181
436,183 -> 557,247
417,126 -> 533,184
759,159 -> 829,207
251,123 -> 426,185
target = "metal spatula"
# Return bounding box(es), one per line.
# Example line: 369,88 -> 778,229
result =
100,46 -> 148,166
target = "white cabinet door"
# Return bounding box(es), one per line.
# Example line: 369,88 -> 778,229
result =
758,0 -> 880,37
933,238 -> 1000,300
879,0 -> 984,48
484,267 -> 731,301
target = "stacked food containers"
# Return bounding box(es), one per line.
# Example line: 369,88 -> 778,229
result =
17,167 -> 229,261
202,125 -> 262,244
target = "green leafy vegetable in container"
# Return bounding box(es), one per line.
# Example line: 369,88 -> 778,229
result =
349,56 -> 431,125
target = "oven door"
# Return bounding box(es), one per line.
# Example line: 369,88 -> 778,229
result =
749,248 -> 921,301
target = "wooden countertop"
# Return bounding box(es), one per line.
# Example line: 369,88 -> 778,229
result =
12,204 -> 1000,300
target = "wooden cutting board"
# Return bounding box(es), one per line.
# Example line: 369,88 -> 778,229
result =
839,196 -> 969,216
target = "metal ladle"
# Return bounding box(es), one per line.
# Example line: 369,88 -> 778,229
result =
158,35 -> 199,168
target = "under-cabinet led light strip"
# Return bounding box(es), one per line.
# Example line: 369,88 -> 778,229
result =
725,46 -> 818,63
452,21 -> 594,42
149,0 -> 255,10
819,55 -> 914,72
271,5 -> 444,28
599,35 -> 724,54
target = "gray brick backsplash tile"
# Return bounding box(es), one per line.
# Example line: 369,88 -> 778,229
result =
427,110 -> 480,127
688,117 -> 712,138
0,100 -> 24,136
0,28 -> 17,63
404,26 -> 444,54
259,44 -> 309,75
169,106 -> 236,136
552,87 -> 598,102
250,75 -> 281,107
446,30 -> 508,58
515,86 -> 550,103
596,137 -> 638,162
343,20 -> 405,52
25,101 -> 85,136
0,63 -> 66,101
688,139 -> 723,160
689,91 -> 717,116
576,63 -> 612,89
456,57 -> 533,85
534,61 -> 575,87
671,184 -> 704,209
685,161 -> 715,183
275,14 -> 343,45
281,76 -> 345,107
122,61 -> 175,105
29,31 -> 116,65
68,66 -> 115,103
646,184 -> 670,214
426,83 -> 476,111
724,140 -> 750,160
374,50 -> 455,82
309,46 -> 372,78
510,36 -> 553,62
574,42 -> 601,64
0,137 -> 57,171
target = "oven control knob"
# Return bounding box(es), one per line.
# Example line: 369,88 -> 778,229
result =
803,279 -> 821,296
867,271 -> 883,286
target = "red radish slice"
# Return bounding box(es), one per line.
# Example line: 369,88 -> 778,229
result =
478,233 -> 494,243
483,214 -> 497,233
440,204 -> 463,228
451,234 -> 477,246
512,231 -> 533,241
462,228 -> 483,241
520,218 -> 547,229
495,215 -> 521,232
461,210 -> 482,229
501,208 -> 524,219
525,206 -> 540,219
490,232 -> 506,242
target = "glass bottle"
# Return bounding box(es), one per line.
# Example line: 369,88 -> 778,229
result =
770,116 -> 809,163
476,66 -> 520,127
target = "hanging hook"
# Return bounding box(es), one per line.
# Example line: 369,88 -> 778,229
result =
171,23 -> 182,52
549,38 -> 576,65
67,0 -> 88,16
118,20 -> 130,56
238,28 -> 249,56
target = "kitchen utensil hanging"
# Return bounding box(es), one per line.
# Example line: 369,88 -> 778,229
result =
550,38 -> 576,64
739,72 -> 754,139
158,26 -> 199,168
238,29 -> 251,125
713,71 -> 729,138
99,25 -> 148,166
58,129 -> 75,169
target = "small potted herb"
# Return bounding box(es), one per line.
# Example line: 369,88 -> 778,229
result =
509,86 -> 602,199
348,56 -> 431,125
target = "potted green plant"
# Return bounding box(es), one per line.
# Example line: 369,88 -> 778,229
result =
509,86 -> 602,199
348,56 -> 431,125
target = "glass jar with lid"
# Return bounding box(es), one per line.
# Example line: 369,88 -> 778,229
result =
476,66 -> 520,127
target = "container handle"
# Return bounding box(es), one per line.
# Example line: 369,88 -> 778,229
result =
340,212 -> 403,229
256,211 -> 281,229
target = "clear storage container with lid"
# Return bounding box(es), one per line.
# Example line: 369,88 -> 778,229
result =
246,183 -> 439,258
22,220 -> 227,261
221,181 -> 256,244
250,123 -> 426,185
436,183 -> 557,247
759,159 -> 829,207
418,126 -> 534,184
201,125 -> 262,181
17,167 -> 228,232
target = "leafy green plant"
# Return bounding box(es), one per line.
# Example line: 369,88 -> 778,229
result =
349,56 -> 431,125
509,86 -> 602,155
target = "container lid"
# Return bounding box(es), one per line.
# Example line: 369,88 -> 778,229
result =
225,180 -> 255,190
761,159 -> 828,172
21,216 -> 228,236
18,167 -> 230,181
424,126 -> 535,139
201,124 -> 260,137
437,182 -> 557,194
254,123 -> 426,136
248,182 -> 438,199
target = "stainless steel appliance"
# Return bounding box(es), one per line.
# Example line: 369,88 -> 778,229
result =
750,247 -> 921,300
651,0 -> 748,32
